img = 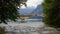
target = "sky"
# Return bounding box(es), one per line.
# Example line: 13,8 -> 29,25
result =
21,0 -> 43,8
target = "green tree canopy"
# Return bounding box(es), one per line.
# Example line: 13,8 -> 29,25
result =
43,0 -> 60,28
0,0 -> 27,24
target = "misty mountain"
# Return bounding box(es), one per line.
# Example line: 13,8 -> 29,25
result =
18,4 -> 42,14
31,4 -> 43,14
18,7 -> 35,14
18,4 -> 43,19
29,4 -> 43,19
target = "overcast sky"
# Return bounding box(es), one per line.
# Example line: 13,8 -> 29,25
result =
21,0 -> 43,8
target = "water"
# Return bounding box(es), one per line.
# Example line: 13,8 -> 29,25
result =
16,16 -> 43,22
5,24 -> 42,34
16,19 -> 42,23
0,18 -> 58,34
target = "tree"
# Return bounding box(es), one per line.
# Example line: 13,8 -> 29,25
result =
0,0 -> 27,24
43,0 -> 60,28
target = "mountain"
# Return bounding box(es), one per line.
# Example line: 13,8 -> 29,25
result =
18,7 -> 35,14
18,4 -> 43,19
29,4 -> 43,19
18,4 -> 42,14
31,4 -> 43,14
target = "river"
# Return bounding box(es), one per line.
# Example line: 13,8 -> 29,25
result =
0,19 -> 58,34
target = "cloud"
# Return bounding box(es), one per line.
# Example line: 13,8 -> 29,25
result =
20,0 -> 43,8
26,0 -> 43,7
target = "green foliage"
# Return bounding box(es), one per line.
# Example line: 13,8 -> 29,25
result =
43,0 -> 60,28
0,0 -> 27,24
